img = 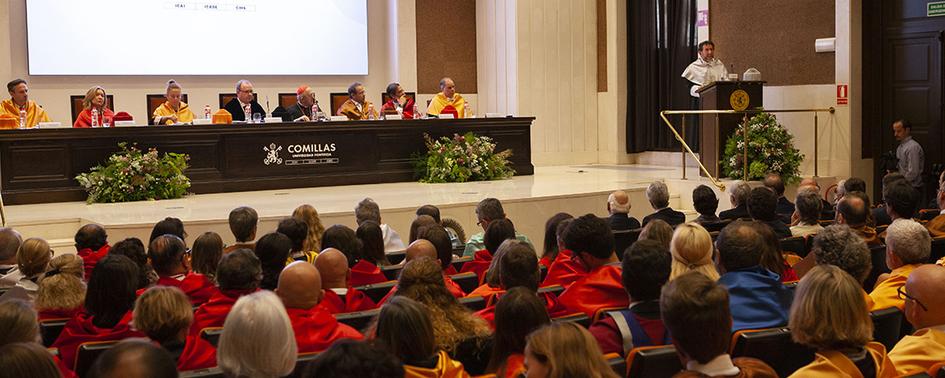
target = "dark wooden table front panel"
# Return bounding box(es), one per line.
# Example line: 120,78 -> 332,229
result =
0,117 -> 534,204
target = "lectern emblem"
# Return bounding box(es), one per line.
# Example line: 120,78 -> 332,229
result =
730,89 -> 750,111
263,143 -> 283,165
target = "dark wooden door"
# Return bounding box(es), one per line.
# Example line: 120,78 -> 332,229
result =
864,0 -> 945,200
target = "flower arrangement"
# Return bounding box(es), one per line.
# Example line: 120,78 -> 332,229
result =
720,112 -> 804,183
76,143 -> 191,203
415,132 -> 515,183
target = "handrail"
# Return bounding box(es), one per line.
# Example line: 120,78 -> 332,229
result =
658,107 -> 835,192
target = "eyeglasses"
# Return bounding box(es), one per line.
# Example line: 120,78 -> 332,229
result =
897,286 -> 928,311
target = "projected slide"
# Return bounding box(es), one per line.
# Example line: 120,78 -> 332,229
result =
26,0 -> 368,75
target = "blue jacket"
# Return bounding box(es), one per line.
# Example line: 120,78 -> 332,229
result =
719,266 -> 793,331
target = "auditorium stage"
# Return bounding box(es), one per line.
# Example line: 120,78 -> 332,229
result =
7,164 -> 715,252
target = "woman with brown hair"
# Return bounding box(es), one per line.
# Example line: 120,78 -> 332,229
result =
788,264 -> 895,377
524,322 -> 619,378
35,254 -> 85,320
191,232 -> 224,281
395,257 -> 491,374
73,86 -> 114,128
486,287 -> 550,377
13,238 -> 52,300
374,296 -> 470,377
0,342 -> 62,378
133,286 -> 194,362
292,204 -> 326,253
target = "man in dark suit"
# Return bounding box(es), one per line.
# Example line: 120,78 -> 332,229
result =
748,186 -> 792,239
607,190 -> 640,231
764,173 -> 794,223
642,181 -> 685,227
224,79 -> 265,122
719,181 -> 751,220
282,85 -> 320,122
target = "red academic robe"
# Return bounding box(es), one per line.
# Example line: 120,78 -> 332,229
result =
380,98 -> 416,119
460,249 -> 493,284
539,255 -> 554,269
318,288 -> 377,314
177,288 -> 256,371
558,264 -> 629,318
140,274 -> 219,307
51,311 -> 143,370
501,354 -> 526,378
467,284 -> 504,305
540,249 -> 589,288
73,108 -> 115,128
39,307 -> 82,321
378,275 -> 466,305
349,260 -> 389,287
286,306 -> 364,353
77,244 -> 110,281
55,355 -> 78,378
475,291 -> 569,329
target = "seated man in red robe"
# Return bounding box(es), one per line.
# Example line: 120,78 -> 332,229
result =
276,261 -> 363,353
74,224 -> 110,281
588,239 -> 671,357
177,249 -> 261,371
380,82 -> 416,119
378,239 -> 465,304
540,219 -> 589,288
144,235 -> 216,306
474,240 -> 570,328
315,248 -> 377,313
557,214 -> 630,318
53,254 -> 144,369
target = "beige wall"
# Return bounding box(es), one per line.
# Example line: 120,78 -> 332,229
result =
0,0 -> 478,124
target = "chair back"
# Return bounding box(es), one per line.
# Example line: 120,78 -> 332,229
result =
779,236 -> 806,256
864,244 -> 891,291
146,94 -> 189,125
449,272 -> 479,294
625,345 -> 682,378
701,219 -> 732,232
179,368 -> 225,378
451,256 -> 474,272
387,250 -> 406,265
356,281 -> 397,303
870,307 -> 904,351
75,341 -> 118,377
603,353 -> 627,377
278,93 -> 297,109
329,93 -> 349,115
459,296 -> 486,311
931,237 -> 945,263
729,328 -> 816,377
336,308 -> 381,332
613,229 -> 633,257
381,264 -> 403,280
199,327 -> 224,348
39,318 -> 70,347
537,284 -> 565,297
70,94 -> 114,123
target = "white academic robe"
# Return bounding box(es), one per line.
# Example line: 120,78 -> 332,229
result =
682,57 -> 729,97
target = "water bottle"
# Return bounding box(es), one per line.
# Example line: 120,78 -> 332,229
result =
311,104 -> 318,121
413,103 -> 421,119
18,109 -> 26,129
90,108 -> 99,127
243,104 -> 251,123
204,104 -> 211,119
464,102 -> 472,118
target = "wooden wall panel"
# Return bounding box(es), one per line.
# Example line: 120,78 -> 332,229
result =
710,0 -> 834,86
416,0 -> 478,93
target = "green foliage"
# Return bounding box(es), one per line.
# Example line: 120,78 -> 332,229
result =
720,112 -> 804,183
415,132 -> 515,183
76,143 -> 191,203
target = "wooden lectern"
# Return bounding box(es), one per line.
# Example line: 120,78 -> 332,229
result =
696,80 -> 764,177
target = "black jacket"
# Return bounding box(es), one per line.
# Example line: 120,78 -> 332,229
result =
642,208 -> 686,228
719,204 -> 749,220
609,213 -> 641,231
224,98 -> 266,122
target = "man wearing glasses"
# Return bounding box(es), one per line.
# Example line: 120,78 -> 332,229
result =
223,79 -> 265,122
887,265 -> 945,375
869,219 -> 931,311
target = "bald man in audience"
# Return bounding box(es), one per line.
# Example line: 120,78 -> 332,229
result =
276,261 -> 363,353
871,220 -> 931,311
836,192 -> 882,247
887,265 -> 945,375
607,190 -> 640,231
88,340 -> 178,378
0,228 -> 23,288
314,248 -> 376,314
377,238 -> 465,304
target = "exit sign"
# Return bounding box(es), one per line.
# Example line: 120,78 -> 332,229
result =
929,1 -> 945,17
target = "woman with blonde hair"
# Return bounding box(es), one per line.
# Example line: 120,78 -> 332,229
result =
292,204 -> 326,253
73,86 -> 114,128
788,264 -> 895,377
524,322 -> 620,378
374,296 -> 471,378
217,291 -> 297,378
152,80 -> 195,125
668,222 -> 719,281
13,238 -> 52,300
395,257 -> 492,374
35,254 -> 85,320
134,286 -> 193,362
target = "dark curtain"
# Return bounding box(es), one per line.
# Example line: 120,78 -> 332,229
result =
626,0 -> 698,153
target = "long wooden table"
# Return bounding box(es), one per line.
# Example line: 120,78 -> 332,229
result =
0,117 -> 534,205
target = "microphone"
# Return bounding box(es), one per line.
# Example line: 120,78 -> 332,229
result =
265,96 -> 271,116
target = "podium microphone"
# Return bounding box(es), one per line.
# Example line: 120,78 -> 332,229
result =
265,96 -> 271,116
